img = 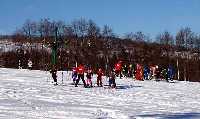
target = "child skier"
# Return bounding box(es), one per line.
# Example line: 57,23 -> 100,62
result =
128,64 -> 134,77
155,65 -> 161,81
135,64 -> 143,81
86,68 -> 93,87
167,65 -> 174,81
123,64 -> 128,77
144,65 -> 150,80
161,67 -> 168,82
109,70 -> 116,88
150,65 -> 156,80
97,68 -> 104,87
72,67 -> 78,84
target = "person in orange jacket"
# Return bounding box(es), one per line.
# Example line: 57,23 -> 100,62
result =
75,64 -> 87,87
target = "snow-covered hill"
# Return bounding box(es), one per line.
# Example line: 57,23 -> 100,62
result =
0,68 -> 200,119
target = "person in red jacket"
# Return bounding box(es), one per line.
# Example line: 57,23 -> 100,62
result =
135,64 -> 143,81
75,64 -> 87,87
115,61 -> 122,78
97,68 -> 104,87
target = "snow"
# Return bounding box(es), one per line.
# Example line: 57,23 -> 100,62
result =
0,68 -> 200,119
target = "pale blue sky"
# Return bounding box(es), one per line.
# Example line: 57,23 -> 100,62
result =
0,0 -> 200,38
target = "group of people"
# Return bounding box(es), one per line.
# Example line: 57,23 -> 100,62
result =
116,61 -> 175,82
71,64 -> 116,88
50,61 -> 175,87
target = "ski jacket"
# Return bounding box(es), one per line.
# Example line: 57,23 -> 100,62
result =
50,69 -> 57,78
86,72 -> 93,79
115,63 -> 122,71
97,70 -> 103,77
110,72 -> 115,80
72,67 -> 77,73
77,65 -> 84,74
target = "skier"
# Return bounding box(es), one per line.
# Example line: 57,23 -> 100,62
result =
161,67 -> 168,82
150,65 -> 156,80
123,64 -> 128,77
115,61 -> 122,78
97,68 -> 104,87
128,64 -> 134,77
50,66 -> 58,85
86,67 -> 93,87
109,70 -> 116,88
143,65 -> 150,80
168,65 -> 174,81
155,65 -> 161,81
75,64 -> 87,87
135,64 -> 143,81
72,67 -> 78,84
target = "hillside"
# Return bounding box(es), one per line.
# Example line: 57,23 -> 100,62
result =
0,68 -> 200,119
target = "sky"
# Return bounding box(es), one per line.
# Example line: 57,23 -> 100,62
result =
0,0 -> 200,38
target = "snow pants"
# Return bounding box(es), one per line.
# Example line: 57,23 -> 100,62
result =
72,74 -> 77,83
97,76 -> 102,86
109,78 -> 116,88
86,78 -> 92,87
115,70 -> 122,78
75,74 -> 86,87
52,74 -> 57,83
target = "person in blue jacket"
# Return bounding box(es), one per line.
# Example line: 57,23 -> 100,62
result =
144,65 -> 150,80
167,65 -> 175,81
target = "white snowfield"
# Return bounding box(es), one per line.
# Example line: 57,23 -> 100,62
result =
0,68 -> 200,119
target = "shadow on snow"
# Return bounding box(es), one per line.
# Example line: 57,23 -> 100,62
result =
131,112 -> 200,119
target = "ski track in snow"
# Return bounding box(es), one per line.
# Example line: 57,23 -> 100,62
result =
0,68 -> 200,119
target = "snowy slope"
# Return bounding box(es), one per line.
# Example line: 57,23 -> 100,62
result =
0,68 -> 200,119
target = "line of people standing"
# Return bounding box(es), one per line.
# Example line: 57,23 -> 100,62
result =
72,64 -> 108,88
50,61 -> 175,87
119,63 -> 175,82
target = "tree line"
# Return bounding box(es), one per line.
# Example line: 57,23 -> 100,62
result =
0,18 -> 200,82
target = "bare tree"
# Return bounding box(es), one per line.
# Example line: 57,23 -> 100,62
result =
176,27 -> 194,49
38,18 -> 53,42
87,19 -> 100,37
133,31 -> 146,42
157,31 -> 174,45
71,18 -> 89,47
124,32 -> 135,40
21,19 -> 37,41
102,25 -> 114,38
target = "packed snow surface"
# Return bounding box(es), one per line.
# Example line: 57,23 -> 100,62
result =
0,68 -> 200,119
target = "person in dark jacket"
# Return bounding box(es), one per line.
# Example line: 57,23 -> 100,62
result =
168,65 -> 175,81
72,67 -> 78,84
86,68 -> 93,87
144,65 -> 150,80
50,66 -> 57,85
109,70 -> 116,88
97,68 -> 104,87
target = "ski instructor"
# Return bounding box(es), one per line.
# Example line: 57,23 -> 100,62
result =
75,64 -> 87,88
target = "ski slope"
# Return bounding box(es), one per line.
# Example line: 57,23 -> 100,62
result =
0,68 -> 200,119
